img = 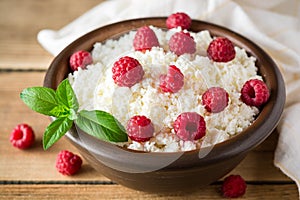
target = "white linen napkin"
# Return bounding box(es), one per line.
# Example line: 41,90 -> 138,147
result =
37,0 -> 300,197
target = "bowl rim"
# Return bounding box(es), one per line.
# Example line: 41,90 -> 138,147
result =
44,17 -> 286,163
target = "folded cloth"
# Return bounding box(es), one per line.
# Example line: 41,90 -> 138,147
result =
37,0 -> 300,197
275,103 -> 300,197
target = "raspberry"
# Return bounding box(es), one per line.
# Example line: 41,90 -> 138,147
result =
159,65 -> 184,93
221,175 -> 247,198
166,12 -> 192,30
126,115 -> 154,142
133,26 -> 160,52
56,150 -> 82,176
207,37 -> 236,62
202,87 -> 229,113
241,79 -> 270,107
112,56 -> 144,87
169,32 -> 196,56
173,112 -> 206,141
10,123 -> 35,149
69,50 -> 93,71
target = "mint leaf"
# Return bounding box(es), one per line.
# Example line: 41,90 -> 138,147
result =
56,79 -> 79,112
75,110 -> 128,142
20,87 -> 59,116
43,117 -> 73,150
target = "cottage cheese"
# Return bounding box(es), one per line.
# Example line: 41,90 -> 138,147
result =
68,26 -> 261,152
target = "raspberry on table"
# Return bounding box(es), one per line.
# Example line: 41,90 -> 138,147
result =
56,150 -> 83,176
173,112 -> 206,141
207,37 -> 236,62
133,26 -> 160,52
10,123 -> 35,149
112,56 -> 145,87
168,31 -> 196,56
221,174 -> 247,198
159,65 -> 184,93
69,50 -> 93,71
241,79 -> 270,107
126,115 -> 154,142
166,12 -> 192,30
202,87 -> 229,113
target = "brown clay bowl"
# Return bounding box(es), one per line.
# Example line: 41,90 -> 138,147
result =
44,17 -> 285,193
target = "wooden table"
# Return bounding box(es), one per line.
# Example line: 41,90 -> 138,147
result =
0,0 -> 298,199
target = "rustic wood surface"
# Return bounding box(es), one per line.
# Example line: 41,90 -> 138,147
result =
0,0 -> 298,199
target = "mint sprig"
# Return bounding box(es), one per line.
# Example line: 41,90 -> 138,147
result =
20,79 -> 128,150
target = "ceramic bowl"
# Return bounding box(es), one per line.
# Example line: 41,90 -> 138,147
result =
44,17 -> 285,193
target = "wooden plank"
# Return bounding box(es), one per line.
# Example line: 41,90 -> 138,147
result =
0,184 -> 298,200
0,72 -> 109,181
0,0 -> 103,32
0,0 -> 104,70
231,151 -> 287,181
0,40 -> 53,70
0,72 -> 292,182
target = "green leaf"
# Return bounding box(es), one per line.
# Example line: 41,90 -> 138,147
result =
75,110 -> 128,142
43,117 -> 73,150
56,79 -> 79,112
49,105 -> 70,117
20,87 -> 59,116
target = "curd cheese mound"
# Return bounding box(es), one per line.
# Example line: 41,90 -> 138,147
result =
69,26 -> 261,152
